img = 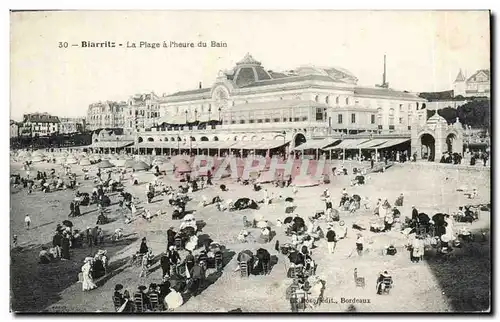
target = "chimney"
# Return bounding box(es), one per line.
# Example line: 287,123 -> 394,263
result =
199,82 -> 202,89
382,55 -> 387,86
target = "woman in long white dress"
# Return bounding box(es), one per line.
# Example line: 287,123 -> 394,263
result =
81,257 -> 97,291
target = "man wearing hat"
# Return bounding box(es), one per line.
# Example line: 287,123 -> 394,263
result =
167,227 -> 176,249
411,206 -> 419,222
326,226 -> 337,254
160,252 -> 171,279
114,284 -> 125,306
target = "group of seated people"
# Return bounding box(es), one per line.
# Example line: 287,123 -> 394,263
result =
113,282 -> 183,312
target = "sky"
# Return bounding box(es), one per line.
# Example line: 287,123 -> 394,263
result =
10,10 -> 490,120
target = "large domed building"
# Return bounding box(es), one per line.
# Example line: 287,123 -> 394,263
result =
113,53 -> 461,161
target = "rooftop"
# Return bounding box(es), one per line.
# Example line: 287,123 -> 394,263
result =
23,113 -> 60,124
467,69 -> 490,83
354,87 -> 424,100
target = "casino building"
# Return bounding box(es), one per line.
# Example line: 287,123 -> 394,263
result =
89,53 -> 463,160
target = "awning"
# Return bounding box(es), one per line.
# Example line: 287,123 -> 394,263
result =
356,139 -> 390,149
191,141 -> 235,149
325,139 -> 371,150
230,140 -> 290,150
376,138 -> 410,149
136,141 -> 186,149
158,115 -> 187,125
91,140 -> 134,149
292,138 -> 340,151
197,113 -> 220,123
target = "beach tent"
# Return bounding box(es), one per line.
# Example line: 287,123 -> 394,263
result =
293,177 -> 320,188
79,158 -> 92,166
174,160 -> 191,174
97,160 -> 114,169
32,150 -> 46,158
152,157 -> 168,166
31,156 -> 43,163
132,160 -> 150,171
123,159 -> 136,168
65,157 -> 78,165
160,162 -> 174,173
55,157 -> 67,165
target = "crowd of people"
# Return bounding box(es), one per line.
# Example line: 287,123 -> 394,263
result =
10,148 -> 488,313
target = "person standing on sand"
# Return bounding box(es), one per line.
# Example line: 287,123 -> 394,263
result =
24,214 -> 31,230
356,234 -> 364,256
326,226 -> 336,254
61,233 -> 71,260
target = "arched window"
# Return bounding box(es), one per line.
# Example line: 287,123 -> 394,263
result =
377,108 -> 383,125
315,95 -> 319,102
335,96 -> 340,105
345,97 -> 350,105
389,108 -> 395,125
325,96 -> 330,105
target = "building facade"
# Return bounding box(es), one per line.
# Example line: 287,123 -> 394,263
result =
453,69 -> 490,98
86,101 -> 127,131
147,54 -> 426,148
20,113 -> 60,137
59,117 -> 86,134
10,120 -> 19,138
124,92 -> 162,130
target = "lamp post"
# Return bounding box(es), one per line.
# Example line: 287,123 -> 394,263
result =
184,110 -> 188,125
218,107 -> 222,125
208,107 -> 212,128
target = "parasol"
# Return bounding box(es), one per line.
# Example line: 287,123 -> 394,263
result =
181,226 -> 196,237
284,217 -> 294,224
256,248 -> 271,261
97,160 -> 114,169
164,289 -> 183,309
237,250 -> 254,262
287,251 -> 304,264
432,213 -> 446,226
293,216 -> 305,226
285,197 -> 294,202
62,220 -> 73,228
183,214 -> 195,221
256,220 -> 268,228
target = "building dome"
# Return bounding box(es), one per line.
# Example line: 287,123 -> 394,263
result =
295,65 -> 358,84
231,53 -> 272,87
427,113 -> 448,126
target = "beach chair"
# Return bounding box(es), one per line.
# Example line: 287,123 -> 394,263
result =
291,290 -> 307,312
378,278 -> 393,295
133,292 -> 147,312
149,293 -> 160,311
416,227 -> 426,236
262,261 -> 270,275
112,296 -> 122,312
239,261 -> 249,277
215,252 -> 223,271
175,237 -> 183,250
288,266 -> 303,279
